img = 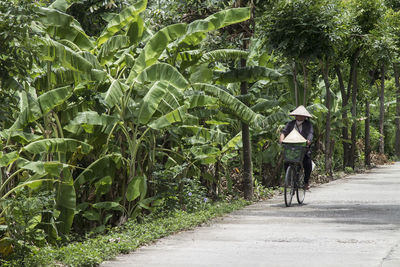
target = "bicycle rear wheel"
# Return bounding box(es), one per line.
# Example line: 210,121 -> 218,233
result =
296,168 -> 306,204
284,166 -> 295,207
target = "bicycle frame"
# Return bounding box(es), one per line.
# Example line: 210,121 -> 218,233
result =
284,161 -> 306,207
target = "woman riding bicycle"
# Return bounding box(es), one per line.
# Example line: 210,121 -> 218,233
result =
279,105 -> 314,190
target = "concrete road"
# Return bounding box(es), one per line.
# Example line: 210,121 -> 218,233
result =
101,163 -> 400,267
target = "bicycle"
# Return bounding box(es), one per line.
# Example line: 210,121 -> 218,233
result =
282,143 -> 307,207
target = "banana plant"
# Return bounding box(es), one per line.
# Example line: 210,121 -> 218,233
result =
69,4 -> 255,220
1,0 -> 261,237
0,86 -> 93,238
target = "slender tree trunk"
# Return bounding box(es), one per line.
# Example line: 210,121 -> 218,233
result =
240,54 -> 253,200
292,61 -> 299,106
237,0 -> 254,200
378,63 -> 385,154
335,65 -> 350,169
302,59 -> 308,105
394,63 -> 400,158
350,59 -> 359,169
365,99 -> 371,167
365,69 -> 377,168
321,59 -> 332,176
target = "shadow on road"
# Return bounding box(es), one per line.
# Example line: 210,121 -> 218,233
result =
233,203 -> 400,229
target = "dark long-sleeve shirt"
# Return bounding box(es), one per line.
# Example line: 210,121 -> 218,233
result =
281,120 -> 314,142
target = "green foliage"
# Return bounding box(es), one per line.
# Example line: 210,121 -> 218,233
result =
0,191 -> 55,264
3,0 -> 400,264
260,0 -> 346,60
344,166 -> 354,174
3,199 -> 249,267
0,0 -> 40,84
347,0 -> 386,34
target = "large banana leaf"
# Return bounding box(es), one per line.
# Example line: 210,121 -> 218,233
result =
56,21 -> 94,51
0,151 -> 19,167
251,99 -> 280,112
74,153 -> 122,186
221,132 -> 242,153
177,50 -> 202,70
37,7 -> 72,27
255,111 -> 288,129
97,0 -> 147,47
37,7 -> 94,50
135,63 -> 189,91
126,175 -> 146,202
193,83 -> 263,125
216,66 -> 282,83
181,126 -> 228,144
149,106 -> 186,130
138,82 -> 168,124
10,92 -> 40,131
48,0 -> 71,11
138,82 -> 185,124
40,37 -> 93,72
98,35 -> 130,65
34,68 -> 106,90
56,168 -> 75,234
186,93 -> 218,109
10,86 -> 72,130
127,16 -> 145,45
127,24 -> 187,82
21,161 -> 67,176
157,88 -> 183,114
38,86 -> 73,114
65,111 -> 119,134
189,64 -> 213,83
0,130 -> 42,145
199,49 -> 249,64
79,51 -> 102,69
190,145 -> 220,164
24,138 -> 92,154
178,8 -> 250,46
103,80 -> 129,108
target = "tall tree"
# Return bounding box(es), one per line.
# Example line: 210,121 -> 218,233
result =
384,7 -> 400,158
342,0 -> 385,169
261,0 -> 346,175
367,6 -> 396,155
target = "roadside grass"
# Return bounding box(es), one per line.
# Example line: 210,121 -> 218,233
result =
2,199 -> 250,267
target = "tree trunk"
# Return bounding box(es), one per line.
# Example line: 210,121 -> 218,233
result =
321,59 -> 332,176
365,99 -> 371,167
365,69 -> 377,168
394,63 -> 400,158
240,55 -> 253,200
292,61 -> 299,106
302,59 -> 308,105
335,65 -> 350,169
350,58 -> 359,169
378,63 -> 385,154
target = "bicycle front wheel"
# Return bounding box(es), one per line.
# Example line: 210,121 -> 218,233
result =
296,168 -> 306,204
284,165 -> 295,207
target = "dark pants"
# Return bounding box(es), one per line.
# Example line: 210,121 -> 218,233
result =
284,154 -> 312,184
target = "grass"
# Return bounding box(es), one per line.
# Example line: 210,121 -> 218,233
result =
3,199 -> 250,267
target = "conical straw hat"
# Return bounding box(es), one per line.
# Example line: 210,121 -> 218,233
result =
282,128 -> 307,143
289,105 -> 313,118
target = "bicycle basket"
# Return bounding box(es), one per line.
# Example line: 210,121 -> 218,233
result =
283,143 -> 306,163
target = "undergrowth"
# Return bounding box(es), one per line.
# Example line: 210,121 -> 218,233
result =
1,199 -> 250,267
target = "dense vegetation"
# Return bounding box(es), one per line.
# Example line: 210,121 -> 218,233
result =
1,0 -> 399,265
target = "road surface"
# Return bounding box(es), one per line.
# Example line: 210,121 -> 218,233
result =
102,163 -> 400,267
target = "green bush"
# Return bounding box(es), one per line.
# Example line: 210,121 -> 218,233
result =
3,199 -> 250,267
0,191 -> 56,266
